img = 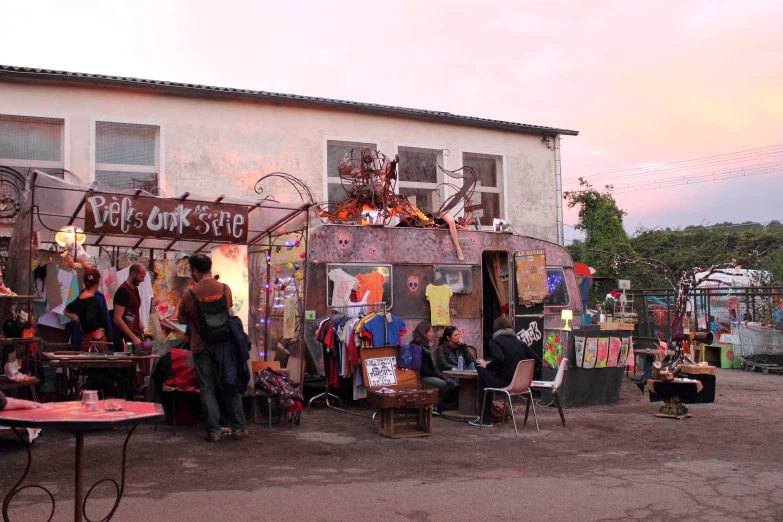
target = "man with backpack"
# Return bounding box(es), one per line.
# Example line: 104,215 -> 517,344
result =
177,254 -> 248,443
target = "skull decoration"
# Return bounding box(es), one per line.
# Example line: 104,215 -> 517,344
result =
336,231 -> 352,253
406,275 -> 421,296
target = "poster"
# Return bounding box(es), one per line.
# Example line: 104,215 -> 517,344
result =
283,296 -> 296,339
211,244 -> 249,332
583,338 -> 597,369
596,337 -> 609,368
51,269 -> 76,315
515,250 -> 547,306
607,337 -> 622,367
364,356 -> 397,387
618,337 -> 631,367
543,331 -> 565,369
152,259 -> 192,319
574,336 -> 586,367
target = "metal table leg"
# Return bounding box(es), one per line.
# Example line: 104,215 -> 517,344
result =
2,429 -> 56,522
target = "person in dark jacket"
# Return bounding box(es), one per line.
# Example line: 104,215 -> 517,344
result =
177,254 -> 248,443
435,326 -> 475,372
413,321 -> 455,409
469,317 -> 542,427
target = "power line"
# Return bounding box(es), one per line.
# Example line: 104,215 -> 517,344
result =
563,143 -> 783,184
609,162 -> 780,192
611,165 -> 783,194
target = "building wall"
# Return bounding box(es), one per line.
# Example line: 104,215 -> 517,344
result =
0,80 -> 560,242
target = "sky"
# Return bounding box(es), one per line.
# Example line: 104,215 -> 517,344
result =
2,0 -> 782,242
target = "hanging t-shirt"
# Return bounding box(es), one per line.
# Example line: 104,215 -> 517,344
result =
115,268 -> 154,329
345,289 -> 370,317
328,269 -> 358,308
362,314 -> 406,347
356,272 -> 385,309
426,284 -> 453,327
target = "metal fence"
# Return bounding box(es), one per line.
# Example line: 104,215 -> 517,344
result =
628,286 -> 783,348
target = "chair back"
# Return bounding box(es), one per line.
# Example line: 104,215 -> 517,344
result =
553,359 -> 568,390
467,346 -> 478,360
506,359 -> 535,393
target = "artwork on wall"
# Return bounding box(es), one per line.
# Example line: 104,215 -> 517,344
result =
543,331 -> 565,369
211,244 -> 249,332
574,336 -> 586,367
583,338 -> 597,369
607,337 -> 622,367
596,337 -> 609,368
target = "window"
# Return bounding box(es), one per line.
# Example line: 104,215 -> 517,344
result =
546,267 -> 569,306
397,147 -> 443,215
95,122 -> 160,192
463,153 -> 503,227
0,114 -> 65,178
326,140 -> 377,207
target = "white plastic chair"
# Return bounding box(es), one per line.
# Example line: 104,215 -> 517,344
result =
530,358 -> 567,427
480,359 -> 538,436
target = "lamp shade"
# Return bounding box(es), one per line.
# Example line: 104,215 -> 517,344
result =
561,309 -> 573,321
54,226 -> 86,247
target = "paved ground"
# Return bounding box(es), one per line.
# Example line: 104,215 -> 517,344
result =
2,369 -> 783,521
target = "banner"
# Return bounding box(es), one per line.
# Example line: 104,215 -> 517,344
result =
85,193 -> 248,244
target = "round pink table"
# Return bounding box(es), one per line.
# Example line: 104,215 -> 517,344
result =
0,401 -> 164,522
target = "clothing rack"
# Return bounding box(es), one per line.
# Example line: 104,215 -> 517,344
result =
308,302 -> 387,421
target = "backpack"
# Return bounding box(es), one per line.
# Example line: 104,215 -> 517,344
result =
189,284 -> 232,344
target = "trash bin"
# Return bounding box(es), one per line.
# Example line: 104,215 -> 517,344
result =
719,344 -> 737,369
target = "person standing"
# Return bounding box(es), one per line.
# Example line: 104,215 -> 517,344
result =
413,321 -> 456,411
470,317 -> 542,428
177,254 -> 248,443
113,263 -> 147,352
64,268 -> 113,352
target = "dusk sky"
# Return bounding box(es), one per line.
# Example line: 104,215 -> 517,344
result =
3,0 -> 782,242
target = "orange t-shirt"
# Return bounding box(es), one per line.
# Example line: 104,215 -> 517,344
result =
356,272 -> 385,310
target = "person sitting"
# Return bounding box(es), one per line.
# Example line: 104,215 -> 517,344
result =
412,321 -> 456,412
0,390 -> 40,412
435,326 -> 476,373
469,317 -> 542,428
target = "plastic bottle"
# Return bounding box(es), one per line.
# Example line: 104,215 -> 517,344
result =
457,354 -> 464,371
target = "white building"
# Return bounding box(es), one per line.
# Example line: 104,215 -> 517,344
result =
0,65 -> 577,244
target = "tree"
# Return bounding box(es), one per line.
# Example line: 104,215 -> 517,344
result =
564,179 -> 637,299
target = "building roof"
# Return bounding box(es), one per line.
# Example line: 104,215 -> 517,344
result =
0,65 -> 578,137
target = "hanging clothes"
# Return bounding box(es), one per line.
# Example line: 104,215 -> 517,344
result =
426,284 -> 453,327
356,272 -> 385,311
328,269 -> 359,308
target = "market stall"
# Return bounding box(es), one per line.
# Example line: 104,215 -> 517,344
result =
3,170 -> 310,401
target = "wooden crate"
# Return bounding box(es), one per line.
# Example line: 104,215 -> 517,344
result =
377,406 -> 433,439
360,345 -> 436,439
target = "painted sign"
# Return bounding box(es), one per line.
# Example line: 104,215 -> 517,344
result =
515,249 -> 547,305
618,279 -> 631,290
364,356 -> 398,387
84,193 -> 249,243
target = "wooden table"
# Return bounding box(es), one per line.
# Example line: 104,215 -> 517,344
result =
440,370 -> 479,422
0,401 -> 164,522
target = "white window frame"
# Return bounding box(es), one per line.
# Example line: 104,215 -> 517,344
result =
460,149 -> 507,229
323,136 -> 380,202
0,110 -> 71,181
394,142 -> 448,215
89,118 -> 166,193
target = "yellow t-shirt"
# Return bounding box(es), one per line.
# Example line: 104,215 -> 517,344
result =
426,284 -> 453,327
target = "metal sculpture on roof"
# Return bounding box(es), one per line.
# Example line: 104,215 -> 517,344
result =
316,147 -> 478,229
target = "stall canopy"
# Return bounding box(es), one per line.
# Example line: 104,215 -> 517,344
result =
7,170 -> 310,290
